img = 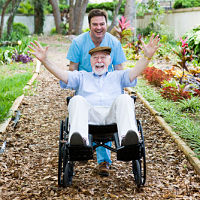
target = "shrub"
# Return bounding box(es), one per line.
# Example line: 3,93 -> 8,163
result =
86,1 -> 125,14
17,0 -> 34,15
173,0 -> 200,9
142,66 -> 173,87
160,85 -> 192,102
50,27 -> 57,35
13,22 -> 30,36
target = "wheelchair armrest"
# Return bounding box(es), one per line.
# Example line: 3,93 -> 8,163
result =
131,95 -> 136,103
66,96 -> 72,105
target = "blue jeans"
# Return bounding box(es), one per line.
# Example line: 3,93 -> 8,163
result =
94,141 -> 112,164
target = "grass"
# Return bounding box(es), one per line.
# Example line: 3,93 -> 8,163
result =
134,78 -> 200,159
0,62 -> 34,123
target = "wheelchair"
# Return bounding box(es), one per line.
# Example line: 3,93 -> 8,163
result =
58,95 -> 146,188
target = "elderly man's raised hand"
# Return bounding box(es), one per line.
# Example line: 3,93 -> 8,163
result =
141,34 -> 161,59
28,41 -> 48,62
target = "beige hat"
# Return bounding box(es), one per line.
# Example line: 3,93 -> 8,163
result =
89,46 -> 111,55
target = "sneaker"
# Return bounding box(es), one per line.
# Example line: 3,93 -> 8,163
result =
98,161 -> 110,177
121,130 -> 139,146
70,132 -> 86,146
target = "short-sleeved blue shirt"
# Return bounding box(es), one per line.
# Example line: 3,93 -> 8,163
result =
65,69 -> 137,107
67,31 -> 126,72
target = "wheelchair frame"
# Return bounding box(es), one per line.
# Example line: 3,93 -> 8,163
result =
58,96 -> 146,188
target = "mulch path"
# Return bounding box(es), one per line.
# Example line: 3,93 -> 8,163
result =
0,36 -> 199,200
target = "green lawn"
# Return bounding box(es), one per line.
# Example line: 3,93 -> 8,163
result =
0,62 -> 35,123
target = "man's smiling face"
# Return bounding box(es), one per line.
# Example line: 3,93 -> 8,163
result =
91,51 -> 111,76
89,16 -> 107,40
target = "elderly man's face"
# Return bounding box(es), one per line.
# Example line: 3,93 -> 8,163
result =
89,16 -> 107,40
90,51 -> 111,76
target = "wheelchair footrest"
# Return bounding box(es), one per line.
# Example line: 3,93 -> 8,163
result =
68,145 -> 93,161
117,144 -> 142,161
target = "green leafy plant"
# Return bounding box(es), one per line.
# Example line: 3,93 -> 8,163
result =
123,34 -> 142,60
86,1 -> 125,15
82,28 -> 90,33
17,0 -> 34,15
0,49 -> 14,64
173,0 -> 200,9
179,97 -> 200,113
137,0 -> 165,36
0,36 -> 35,65
184,25 -> 200,62
13,22 -> 30,36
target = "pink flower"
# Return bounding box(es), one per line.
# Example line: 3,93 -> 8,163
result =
180,37 -> 188,48
118,16 -> 131,31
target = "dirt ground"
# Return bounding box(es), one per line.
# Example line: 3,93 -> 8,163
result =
0,36 -> 199,200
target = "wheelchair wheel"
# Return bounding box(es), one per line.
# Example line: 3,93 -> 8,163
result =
58,120 -> 64,186
63,161 -> 74,187
132,160 -> 142,187
136,120 -> 146,186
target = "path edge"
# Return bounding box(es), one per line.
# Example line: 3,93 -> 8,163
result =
0,60 -> 41,133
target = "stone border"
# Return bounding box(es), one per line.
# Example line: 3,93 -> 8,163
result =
127,87 -> 200,176
0,60 -> 41,133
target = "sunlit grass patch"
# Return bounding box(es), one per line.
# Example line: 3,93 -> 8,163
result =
0,63 -> 34,123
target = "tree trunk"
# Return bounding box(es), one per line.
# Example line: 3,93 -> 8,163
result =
7,0 -> 22,38
0,0 -> 12,39
107,0 -> 123,33
34,0 -> 44,34
68,0 -> 75,34
124,0 -> 135,28
49,0 -> 62,34
75,0 -> 88,34
68,0 -> 89,35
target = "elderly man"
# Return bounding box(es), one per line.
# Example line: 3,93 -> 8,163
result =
28,34 -> 160,176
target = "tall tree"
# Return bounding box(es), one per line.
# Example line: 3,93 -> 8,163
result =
34,0 -> 44,34
7,0 -> 22,37
124,0 -> 135,28
107,0 -> 123,33
68,0 -> 89,35
49,0 -> 62,34
0,0 -> 12,39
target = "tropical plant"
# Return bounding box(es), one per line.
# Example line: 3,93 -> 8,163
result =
114,16 -> 133,44
160,84 -> 192,102
172,37 -> 194,84
123,34 -> 142,60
